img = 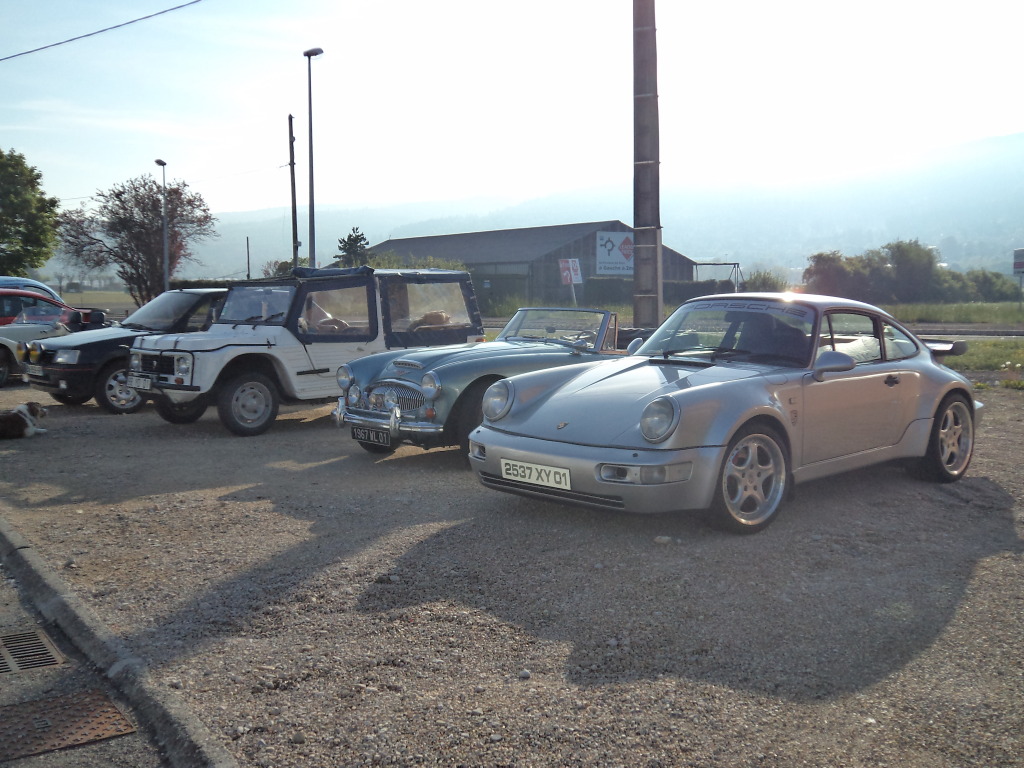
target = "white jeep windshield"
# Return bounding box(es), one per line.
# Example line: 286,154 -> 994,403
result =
218,286 -> 296,325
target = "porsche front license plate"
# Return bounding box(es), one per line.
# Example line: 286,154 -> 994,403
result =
352,426 -> 391,447
126,374 -> 152,391
500,459 -> 571,490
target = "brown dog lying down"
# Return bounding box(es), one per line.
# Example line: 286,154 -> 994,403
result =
0,402 -> 48,439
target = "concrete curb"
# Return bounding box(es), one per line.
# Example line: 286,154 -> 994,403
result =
0,513 -> 238,768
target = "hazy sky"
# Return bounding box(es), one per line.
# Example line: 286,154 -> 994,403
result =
4,0 -> 1024,216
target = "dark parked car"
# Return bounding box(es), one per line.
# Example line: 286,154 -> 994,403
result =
21,288 -> 226,413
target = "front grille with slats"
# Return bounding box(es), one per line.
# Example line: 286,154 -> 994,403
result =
365,383 -> 424,412
138,353 -> 174,375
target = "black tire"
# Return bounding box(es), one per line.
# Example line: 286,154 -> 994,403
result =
155,397 -> 208,424
454,380 -> 492,458
910,393 -> 974,483
95,360 -> 144,414
50,392 -> 93,405
710,423 -> 788,534
357,440 -> 396,455
0,348 -> 12,388
217,372 -> 280,436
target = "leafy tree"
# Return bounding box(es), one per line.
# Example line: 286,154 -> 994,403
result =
743,269 -> 788,292
802,251 -> 850,296
261,257 -> 309,278
337,227 -> 370,268
58,175 -> 217,305
0,148 -> 59,275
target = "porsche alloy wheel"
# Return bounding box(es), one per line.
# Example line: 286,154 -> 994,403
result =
911,393 -> 974,483
712,423 -> 788,534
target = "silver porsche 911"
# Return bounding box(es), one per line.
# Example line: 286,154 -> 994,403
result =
468,293 -> 982,533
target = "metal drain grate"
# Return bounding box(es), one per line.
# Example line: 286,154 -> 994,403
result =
0,628 -> 65,674
0,689 -> 137,762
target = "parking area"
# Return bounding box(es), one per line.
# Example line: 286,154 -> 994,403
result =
1,381 -> 1022,767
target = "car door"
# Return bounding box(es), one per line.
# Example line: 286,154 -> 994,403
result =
292,281 -> 385,398
801,311 -> 907,465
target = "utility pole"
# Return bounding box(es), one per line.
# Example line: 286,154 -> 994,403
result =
632,0 -> 663,328
288,114 -> 300,269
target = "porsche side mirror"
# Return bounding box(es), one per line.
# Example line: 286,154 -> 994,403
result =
812,350 -> 856,381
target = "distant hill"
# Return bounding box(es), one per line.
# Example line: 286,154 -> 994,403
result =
185,133 -> 1024,280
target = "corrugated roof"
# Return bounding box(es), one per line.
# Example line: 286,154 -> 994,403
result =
371,220 -> 687,266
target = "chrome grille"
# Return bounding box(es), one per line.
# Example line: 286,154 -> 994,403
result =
366,382 -> 423,412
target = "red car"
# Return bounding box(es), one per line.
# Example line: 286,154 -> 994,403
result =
0,288 -> 99,326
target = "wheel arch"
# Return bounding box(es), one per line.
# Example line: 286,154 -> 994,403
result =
445,375 -> 503,438
214,354 -> 283,392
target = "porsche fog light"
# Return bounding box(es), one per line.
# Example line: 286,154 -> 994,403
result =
481,379 -> 513,421
599,462 -> 692,485
640,397 -> 679,443
336,364 -> 353,390
421,371 -> 441,401
53,349 -> 80,365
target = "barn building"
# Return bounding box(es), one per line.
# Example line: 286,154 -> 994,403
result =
369,220 -> 695,307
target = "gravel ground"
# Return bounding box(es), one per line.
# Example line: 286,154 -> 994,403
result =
0,380 -> 1022,768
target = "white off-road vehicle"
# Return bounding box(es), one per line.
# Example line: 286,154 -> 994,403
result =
127,266 -> 484,436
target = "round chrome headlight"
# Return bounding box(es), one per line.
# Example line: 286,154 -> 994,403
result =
421,371 -> 441,401
481,379 -> 514,421
347,384 -> 361,406
640,397 -> 679,443
336,364 -> 353,391
383,388 -> 400,410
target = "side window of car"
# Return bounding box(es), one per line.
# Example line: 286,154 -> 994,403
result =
882,321 -> 918,361
819,312 -> 881,363
300,285 -> 372,337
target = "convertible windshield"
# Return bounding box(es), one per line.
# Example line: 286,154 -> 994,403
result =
121,291 -> 216,331
636,298 -> 817,367
497,308 -> 608,350
218,286 -> 295,325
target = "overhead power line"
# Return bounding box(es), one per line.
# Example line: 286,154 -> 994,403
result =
0,0 -> 205,63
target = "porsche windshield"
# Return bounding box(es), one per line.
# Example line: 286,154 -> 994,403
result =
636,299 -> 817,367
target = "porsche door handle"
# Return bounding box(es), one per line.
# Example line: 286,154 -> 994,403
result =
885,374 -> 900,387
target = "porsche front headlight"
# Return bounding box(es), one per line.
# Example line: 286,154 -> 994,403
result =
53,349 -> 80,365
640,397 -> 679,443
481,379 -> 514,421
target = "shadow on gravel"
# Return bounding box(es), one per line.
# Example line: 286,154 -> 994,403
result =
354,464 -> 1021,702
3,396 -> 1020,706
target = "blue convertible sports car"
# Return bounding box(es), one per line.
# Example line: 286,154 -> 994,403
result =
468,293 -> 981,534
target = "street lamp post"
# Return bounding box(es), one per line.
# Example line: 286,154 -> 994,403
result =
303,47 -> 324,269
154,159 -> 169,293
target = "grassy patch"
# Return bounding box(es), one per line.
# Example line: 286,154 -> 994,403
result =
945,338 -> 1024,372
884,302 -> 1024,325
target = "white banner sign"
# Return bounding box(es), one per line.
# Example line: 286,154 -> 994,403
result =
596,231 -> 635,275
